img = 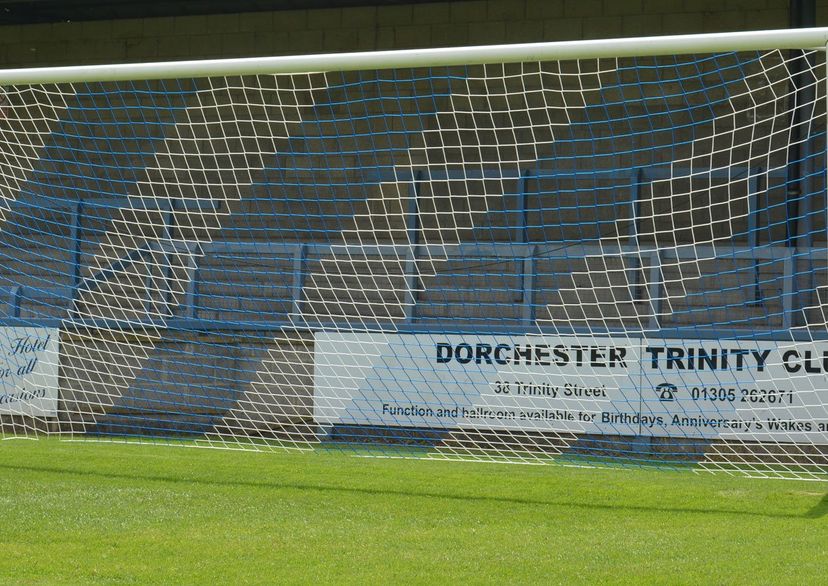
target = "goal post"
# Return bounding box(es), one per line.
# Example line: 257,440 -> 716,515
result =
0,28 -> 827,480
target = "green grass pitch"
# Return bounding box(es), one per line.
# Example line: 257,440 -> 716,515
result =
0,438 -> 826,584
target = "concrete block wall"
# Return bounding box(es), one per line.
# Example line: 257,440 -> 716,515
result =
0,0 -> 816,69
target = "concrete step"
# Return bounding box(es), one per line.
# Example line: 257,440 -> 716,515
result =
299,253 -> 410,321
417,303 -> 523,322
0,243 -> 75,289
196,296 -> 293,320
18,291 -> 72,319
537,297 -> 649,329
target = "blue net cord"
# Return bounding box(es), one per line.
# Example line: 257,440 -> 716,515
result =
0,50 -> 825,480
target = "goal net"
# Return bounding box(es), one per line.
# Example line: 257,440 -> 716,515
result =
1,29 -> 827,480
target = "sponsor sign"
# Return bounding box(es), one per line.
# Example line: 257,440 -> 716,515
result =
313,332 -> 828,442
0,328 -> 60,417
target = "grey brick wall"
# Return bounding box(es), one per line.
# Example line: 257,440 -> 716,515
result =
0,0 -> 813,69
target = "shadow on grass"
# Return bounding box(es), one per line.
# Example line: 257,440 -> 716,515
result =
2,462 -> 826,521
805,493 -> 828,518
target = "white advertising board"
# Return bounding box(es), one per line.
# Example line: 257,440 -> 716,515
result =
0,328 -> 60,417
313,332 -> 828,442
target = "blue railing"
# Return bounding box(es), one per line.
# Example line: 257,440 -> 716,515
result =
0,165 -> 822,341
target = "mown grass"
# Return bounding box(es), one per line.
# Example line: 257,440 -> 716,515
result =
0,438 -> 826,585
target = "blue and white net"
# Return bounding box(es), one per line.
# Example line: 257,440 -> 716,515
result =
0,46 -> 826,480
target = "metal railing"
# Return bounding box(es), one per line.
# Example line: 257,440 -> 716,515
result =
0,165 -> 822,342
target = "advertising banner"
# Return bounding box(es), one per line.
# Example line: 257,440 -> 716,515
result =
0,328 -> 60,417
314,332 -> 828,442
